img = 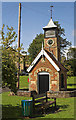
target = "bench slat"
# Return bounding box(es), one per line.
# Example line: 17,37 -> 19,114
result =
32,93 -> 56,113
46,101 -> 55,105
41,101 -> 55,108
35,101 -> 55,109
35,103 -> 43,107
35,97 -> 46,103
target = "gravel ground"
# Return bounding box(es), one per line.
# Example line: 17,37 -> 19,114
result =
2,87 -> 11,93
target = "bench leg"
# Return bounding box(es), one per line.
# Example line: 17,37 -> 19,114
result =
41,107 -> 46,114
55,101 -> 56,109
42,108 -> 44,114
54,98 -> 56,109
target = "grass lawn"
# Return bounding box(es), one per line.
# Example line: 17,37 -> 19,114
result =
1,76 -> 76,119
2,92 -> 31,119
2,92 -> 75,119
67,76 -> 76,89
20,76 -> 29,89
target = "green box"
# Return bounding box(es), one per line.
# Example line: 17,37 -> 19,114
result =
21,100 -> 33,117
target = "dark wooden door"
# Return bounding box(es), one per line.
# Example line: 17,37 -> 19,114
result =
38,75 -> 49,94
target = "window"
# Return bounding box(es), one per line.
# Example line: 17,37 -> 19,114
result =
61,74 -> 64,88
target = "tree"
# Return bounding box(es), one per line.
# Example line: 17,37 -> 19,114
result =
67,47 -> 76,59
28,21 -> 71,63
63,47 -> 76,76
1,24 -> 18,93
54,21 -> 71,50
61,56 -> 66,63
28,33 -> 44,63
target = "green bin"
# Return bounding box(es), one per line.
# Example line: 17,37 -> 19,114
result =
21,100 -> 33,117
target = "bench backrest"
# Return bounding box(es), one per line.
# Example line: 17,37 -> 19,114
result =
32,92 -> 48,104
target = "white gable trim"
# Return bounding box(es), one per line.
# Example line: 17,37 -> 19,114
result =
27,50 -> 43,72
44,51 -> 60,71
27,49 -> 60,72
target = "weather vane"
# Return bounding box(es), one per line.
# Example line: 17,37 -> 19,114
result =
50,6 -> 53,19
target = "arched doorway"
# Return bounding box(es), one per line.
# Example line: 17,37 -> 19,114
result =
38,72 -> 49,94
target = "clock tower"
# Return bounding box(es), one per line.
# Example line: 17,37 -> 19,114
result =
43,18 -> 60,61
27,6 -> 67,93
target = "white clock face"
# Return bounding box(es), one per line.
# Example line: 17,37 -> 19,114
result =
48,39 -> 54,46
45,30 -> 55,38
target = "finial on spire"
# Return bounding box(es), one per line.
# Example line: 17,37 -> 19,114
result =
50,6 -> 53,19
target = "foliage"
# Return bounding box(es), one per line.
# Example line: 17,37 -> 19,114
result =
67,47 -> 76,59
61,56 -> 66,63
28,33 -> 44,63
1,24 -> 22,92
2,54 -> 17,93
28,21 -> 71,63
62,47 -> 76,76
64,59 -> 76,76
54,21 -> 71,50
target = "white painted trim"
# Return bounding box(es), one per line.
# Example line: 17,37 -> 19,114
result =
44,51 -> 60,71
27,49 -> 43,72
38,72 -> 49,75
27,49 -> 60,72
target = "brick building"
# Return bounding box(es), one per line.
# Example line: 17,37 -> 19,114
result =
27,18 -> 67,94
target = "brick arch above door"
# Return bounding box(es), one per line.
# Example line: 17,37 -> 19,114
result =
34,67 -> 53,78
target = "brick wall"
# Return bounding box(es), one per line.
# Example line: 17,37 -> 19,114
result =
44,37 -> 60,61
29,56 -> 60,93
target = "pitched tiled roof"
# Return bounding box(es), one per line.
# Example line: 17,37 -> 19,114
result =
44,49 -> 67,71
27,48 -> 67,73
27,48 -> 60,72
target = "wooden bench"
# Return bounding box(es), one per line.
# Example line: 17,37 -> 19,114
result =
32,92 -> 56,113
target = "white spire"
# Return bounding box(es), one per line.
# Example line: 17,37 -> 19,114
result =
43,18 -> 57,29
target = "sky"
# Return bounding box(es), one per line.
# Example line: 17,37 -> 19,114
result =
2,2 -> 74,52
